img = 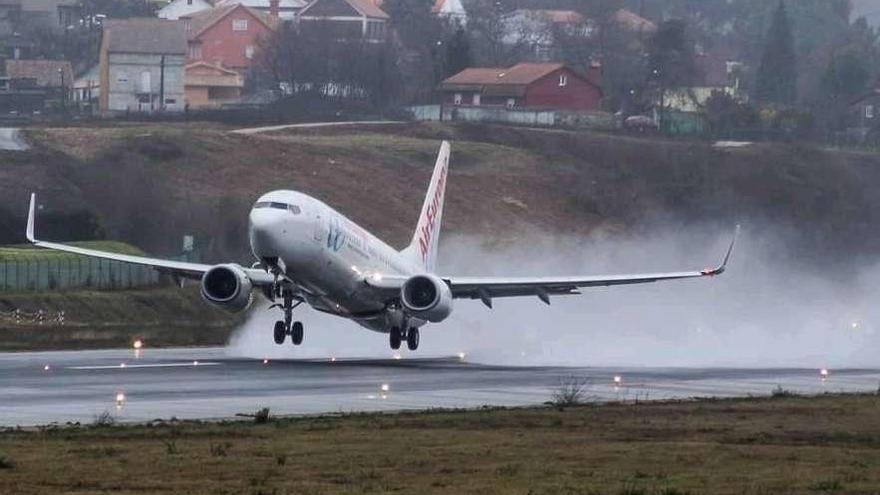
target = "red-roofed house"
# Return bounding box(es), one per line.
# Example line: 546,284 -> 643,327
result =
438,63 -> 601,111
182,3 -> 276,72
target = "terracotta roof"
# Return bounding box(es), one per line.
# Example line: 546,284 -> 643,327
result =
185,61 -> 244,88
300,0 -> 388,19
613,8 -> 656,33
442,63 -> 566,86
349,0 -> 388,18
5,59 -> 73,87
215,0 -> 306,9
184,3 -> 271,39
103,18 -> 187,55
516,9 -> 584,23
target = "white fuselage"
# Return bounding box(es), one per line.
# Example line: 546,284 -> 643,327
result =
248,190 -> 423,333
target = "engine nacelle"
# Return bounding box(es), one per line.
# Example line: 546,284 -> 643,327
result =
400,274 -> 453,323
199,264 -> 254,313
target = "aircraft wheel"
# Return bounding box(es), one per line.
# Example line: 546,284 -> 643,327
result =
273,320 -> 286,345
291,321 -> 304,346
406,328 -> 420,351
389,327 -> 402,350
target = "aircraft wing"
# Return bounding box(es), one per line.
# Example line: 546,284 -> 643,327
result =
368,227 -> 737,307
445,229 -> 737,307
25,194 -> 274,285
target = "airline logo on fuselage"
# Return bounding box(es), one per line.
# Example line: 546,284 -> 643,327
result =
327,217 -> 346,252
418,162 -> 448,263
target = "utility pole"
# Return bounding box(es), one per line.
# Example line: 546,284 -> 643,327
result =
58,67 -> 65,111
159,55 -> 166,111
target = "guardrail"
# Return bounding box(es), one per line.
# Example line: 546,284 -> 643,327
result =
0,257 -> 159,292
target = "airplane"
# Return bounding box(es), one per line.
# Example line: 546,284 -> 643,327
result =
25,141 -> 737,351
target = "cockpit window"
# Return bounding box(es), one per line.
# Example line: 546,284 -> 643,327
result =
253,201 -> 301,214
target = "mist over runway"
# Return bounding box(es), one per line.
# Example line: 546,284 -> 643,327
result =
2,347 -> 879,427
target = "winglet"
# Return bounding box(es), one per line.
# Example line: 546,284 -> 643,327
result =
702,225 -> 739,276
26,193 -> 35,243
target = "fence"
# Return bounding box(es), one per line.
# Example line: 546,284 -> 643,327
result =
0,257 -> 160,292
406,104 -> 620,131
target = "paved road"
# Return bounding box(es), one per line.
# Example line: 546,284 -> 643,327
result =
230,121 -> 406,135
2,348 -> 878,426
0,128 -> 28,151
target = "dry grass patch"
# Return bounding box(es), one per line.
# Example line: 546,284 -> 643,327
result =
2,394 -> 880,494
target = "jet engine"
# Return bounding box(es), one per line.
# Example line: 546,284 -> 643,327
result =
200,264 -> 254,313
400,274 -> 453,322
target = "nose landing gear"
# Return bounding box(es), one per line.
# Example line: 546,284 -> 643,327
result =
272,288 -> 304,346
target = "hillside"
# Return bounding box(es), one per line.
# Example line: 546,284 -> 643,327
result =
1,122 -> 879,270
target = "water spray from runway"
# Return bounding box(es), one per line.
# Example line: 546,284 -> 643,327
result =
227,226 -> 880,368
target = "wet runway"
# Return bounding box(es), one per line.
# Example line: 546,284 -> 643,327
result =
2,347 -> 879,426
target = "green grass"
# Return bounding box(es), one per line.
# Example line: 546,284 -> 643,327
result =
0,241 -> 145,261
3,394 -> 880,494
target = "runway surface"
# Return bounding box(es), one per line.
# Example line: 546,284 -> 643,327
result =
2,347 -> 879,426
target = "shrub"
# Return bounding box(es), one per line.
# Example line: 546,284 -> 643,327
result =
0,454 -> 14,469
210,441 -> 232,457
552,376 -> 592,407
161,439 -> 179,455
92,410 -> 116,427
254,407 -> 271,424
771,385 -> 796,398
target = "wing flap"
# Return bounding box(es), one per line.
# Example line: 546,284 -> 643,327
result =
445,226 -> 738,302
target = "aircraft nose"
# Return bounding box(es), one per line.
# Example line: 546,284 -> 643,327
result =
249,209 -> 285,257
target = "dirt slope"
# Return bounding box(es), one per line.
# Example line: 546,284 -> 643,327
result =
1,123 -> 878,268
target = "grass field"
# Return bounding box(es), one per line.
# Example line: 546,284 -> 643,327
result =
2,394 -> 880,494
0,241 -> 144,261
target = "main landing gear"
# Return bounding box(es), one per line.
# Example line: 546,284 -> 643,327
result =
389,327 -> 420,351
273,288 -> 304,346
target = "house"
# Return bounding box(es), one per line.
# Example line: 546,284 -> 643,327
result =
215,0 -> 306,21
0,0 -> 80,32
432,0 -> 466,24
98,18 -> 187,113
501,9 -> 592,61
662,49 -> 745,113
184,60 -> 244,108
158,0 -> 214,20
847,87 -> 880,143
5,59 -> 73,102
612,8 -> 657,35
297,0 -> 389,43
182,3 -> 275,72
438,62 -> 602,111
72,65 -> 100,106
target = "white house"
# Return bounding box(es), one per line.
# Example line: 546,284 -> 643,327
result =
158,0 -> 214,20
73,64 -> 100,104
99,18 -> 187,114
432,0 -> 466,24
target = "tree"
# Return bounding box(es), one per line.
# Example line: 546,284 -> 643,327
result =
443,25 -> 472,78
821,51 -> 870,100
647,19 -> 695,91
79,0 -> 157,22
704,91 -> 758,138
754,1 -> 797,106
256,21 -> 402,108
467,0 -> 528,66
646,19 -> 695,123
